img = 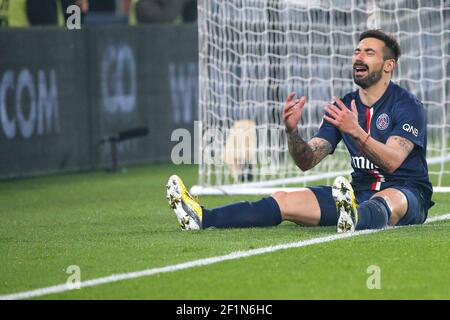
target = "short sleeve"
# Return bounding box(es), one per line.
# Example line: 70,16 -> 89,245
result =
390,98 -> 426,148
314,117 -> 342,153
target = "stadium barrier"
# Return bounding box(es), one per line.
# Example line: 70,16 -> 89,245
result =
0,24 -> 198,179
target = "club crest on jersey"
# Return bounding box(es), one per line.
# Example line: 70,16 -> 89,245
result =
376,113 -> 389,130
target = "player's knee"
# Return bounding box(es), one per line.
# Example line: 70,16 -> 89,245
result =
370,193 -> 390,205
371,189 -> 405,215
370,192 -> 405,225
271,191 -> 287,211
271,190 -> 286,201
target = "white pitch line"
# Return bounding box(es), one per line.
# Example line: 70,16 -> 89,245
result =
1,213 -> 450,300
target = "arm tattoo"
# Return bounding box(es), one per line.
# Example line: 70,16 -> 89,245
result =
389,136 -> 414,155
359,142 -> 393,172
308,138 -> 334,167
359,135 -> 414,172
287,130 -> 332,171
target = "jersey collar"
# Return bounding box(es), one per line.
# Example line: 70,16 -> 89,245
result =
356,81 -> 395,110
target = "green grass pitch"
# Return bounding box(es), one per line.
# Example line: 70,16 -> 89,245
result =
0,163 -> 449,299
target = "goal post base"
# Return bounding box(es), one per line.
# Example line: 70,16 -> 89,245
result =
191,185 -> 450,196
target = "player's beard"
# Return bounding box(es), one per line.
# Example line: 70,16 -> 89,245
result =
353,63 -> 383,89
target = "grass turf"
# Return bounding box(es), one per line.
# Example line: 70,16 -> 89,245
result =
0,163 -> 449,299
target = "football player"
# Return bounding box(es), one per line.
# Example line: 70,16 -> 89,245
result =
166,29 -> 433,233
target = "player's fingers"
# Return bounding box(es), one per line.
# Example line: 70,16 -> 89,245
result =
283,111 -> 294,122
324,103 -> 340,119
286,92 -> 296,103
332,96 -> 346,111
297,96 -> 307,109
323,114 -> 338,126
285,99 -> 298,109
284,99 -> 301,112
329,103 -> 342,115
351,99 -> 357,114
284,106 -> 300,119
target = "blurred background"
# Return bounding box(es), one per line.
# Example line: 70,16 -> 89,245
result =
1,0 -> 448,186
0,0 -> 198,26
0,0 -> 199,178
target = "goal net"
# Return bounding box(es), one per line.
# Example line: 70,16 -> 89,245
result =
193,0 -> 450,195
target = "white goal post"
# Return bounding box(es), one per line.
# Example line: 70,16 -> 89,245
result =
193,0 -> 450,195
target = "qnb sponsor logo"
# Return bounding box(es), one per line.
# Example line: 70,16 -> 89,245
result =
0,69 -> 59,139
351,156 -> 378,170
402,123 -> 419,137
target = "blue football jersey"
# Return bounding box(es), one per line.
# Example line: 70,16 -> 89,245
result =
314,81 -> 433,205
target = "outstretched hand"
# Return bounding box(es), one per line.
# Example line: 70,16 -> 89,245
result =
323,97 -> 361,138
283,92 -> 307,133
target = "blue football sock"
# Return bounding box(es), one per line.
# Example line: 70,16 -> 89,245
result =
356,197 -> 392,230
202,197 -> 282,229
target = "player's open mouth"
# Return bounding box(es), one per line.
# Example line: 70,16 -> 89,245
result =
353,65 -> 368,77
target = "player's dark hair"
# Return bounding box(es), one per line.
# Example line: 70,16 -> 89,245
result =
359,30 -> 401,62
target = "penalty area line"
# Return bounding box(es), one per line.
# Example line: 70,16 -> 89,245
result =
1,213 -> 450,300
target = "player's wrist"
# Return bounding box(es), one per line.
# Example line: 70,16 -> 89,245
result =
285,126 -> 299,135
352,127 -> 367,141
